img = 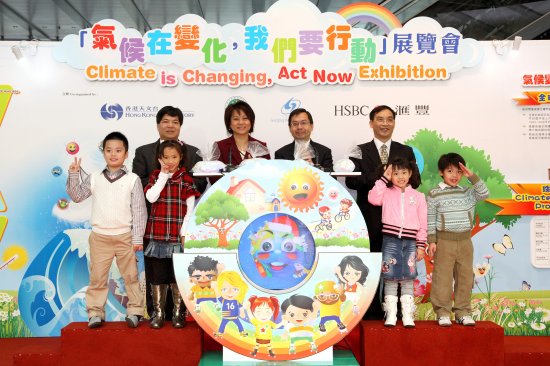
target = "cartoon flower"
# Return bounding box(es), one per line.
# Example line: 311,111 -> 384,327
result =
502,308 -> 511,314
0,292 -> 13,303
518,302 -> 526,308
530,322 -> 546,331
483,255 -> 493,260
0,311 -> 8,321
425,273 -> 432,283
507,322 -> 516,328
12,309 -> 20,317
502,299 -> 515,307
413,279 -> 426,297
542,309 -> 550,322
525,308 -> 533,317
473,263 -> 490,277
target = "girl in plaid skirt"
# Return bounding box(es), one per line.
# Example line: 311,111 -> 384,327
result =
144,140 -> 200,328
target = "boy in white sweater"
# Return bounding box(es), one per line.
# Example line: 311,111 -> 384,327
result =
67,131 -> 147,328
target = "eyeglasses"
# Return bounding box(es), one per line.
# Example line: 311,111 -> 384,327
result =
290,121 -> 311,127
316,293 -> 339,301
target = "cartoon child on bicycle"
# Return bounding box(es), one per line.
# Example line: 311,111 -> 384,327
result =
335,198 -> 353,222
316,206 -> 333,232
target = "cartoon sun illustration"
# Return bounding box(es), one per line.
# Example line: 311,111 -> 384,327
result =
278,167 -> 324,212
1,245 -> 29,270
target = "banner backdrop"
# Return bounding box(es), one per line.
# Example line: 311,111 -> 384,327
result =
0,0 -> 549,339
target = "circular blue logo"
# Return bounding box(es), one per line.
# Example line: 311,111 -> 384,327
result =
51,166 -> 63,177
281,97 -> 301,115
100,103 -> 123,120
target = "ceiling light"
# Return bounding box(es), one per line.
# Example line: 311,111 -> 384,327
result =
11,45 -> 24,60
512,36 -> 522,51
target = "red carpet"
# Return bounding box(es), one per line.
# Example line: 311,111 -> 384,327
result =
361,320 -> 504,365
1,320 -> 548,366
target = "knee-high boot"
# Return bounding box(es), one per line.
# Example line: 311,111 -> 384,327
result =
170,283 -> 186,328
150,284 -> 168,329
401,294 -> 416,328
383,295 -> 398,327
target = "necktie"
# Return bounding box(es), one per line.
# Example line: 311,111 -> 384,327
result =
380,144 -> 388,164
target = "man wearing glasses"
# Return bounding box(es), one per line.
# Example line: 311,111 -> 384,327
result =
275,108 -> 333,171
345,105 -> 416,320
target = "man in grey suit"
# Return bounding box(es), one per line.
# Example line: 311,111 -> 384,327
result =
345,105 -> 416,320
275,108 -> 333,171
132,105 -> 207,318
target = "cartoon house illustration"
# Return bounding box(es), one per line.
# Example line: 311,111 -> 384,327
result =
227,176 -> 266,215
265,194 -> 281,212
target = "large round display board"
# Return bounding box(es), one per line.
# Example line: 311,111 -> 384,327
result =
174,160 -> 381,361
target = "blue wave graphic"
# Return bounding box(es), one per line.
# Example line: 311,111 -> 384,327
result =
18,230 -> 143,336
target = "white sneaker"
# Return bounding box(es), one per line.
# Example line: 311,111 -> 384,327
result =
438,316 -> 452,327
457,315 -> 476,326
88,316 -> 103,328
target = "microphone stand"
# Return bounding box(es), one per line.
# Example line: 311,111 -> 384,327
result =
223,145 -> 237,173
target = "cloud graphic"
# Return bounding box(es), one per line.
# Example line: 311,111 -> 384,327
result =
53,19 -> 144,70
52,199 -> 92,224
373,17 -> 484,71
52,0 -> 482,83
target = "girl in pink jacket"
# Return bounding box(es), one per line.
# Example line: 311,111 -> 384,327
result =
368,157 -> 426,328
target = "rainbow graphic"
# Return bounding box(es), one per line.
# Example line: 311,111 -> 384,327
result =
337,2 -> 402,35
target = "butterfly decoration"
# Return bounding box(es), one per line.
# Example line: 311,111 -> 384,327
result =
492,234 -> 513,255
522,280 -> 531,291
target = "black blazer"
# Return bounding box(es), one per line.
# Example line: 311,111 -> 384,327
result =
132,139 -> 207,194
274,140 -> 333,172
345,140 -> 415,252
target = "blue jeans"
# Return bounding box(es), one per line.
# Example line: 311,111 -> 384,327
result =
381,235 -> 417,281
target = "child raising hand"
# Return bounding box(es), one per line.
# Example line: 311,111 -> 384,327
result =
368,157 -> 427,328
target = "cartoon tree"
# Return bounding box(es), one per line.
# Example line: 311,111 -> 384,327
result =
405,129 -> 519,302
194,190 -> 249,247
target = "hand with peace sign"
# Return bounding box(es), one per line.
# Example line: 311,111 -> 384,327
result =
158,158 -> 170,174
383,163 -> 393,181
69,157 -> 81,173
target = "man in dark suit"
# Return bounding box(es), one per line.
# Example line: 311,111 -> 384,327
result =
133,106 -> 207,193
274,108 -> 333,171
132,105 -> 207,318
345,105 -> 416,319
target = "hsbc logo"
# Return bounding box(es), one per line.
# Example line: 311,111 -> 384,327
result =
333,105 -> 370,117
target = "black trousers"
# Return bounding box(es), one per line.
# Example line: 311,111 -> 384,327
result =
147,257 -> 176,284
